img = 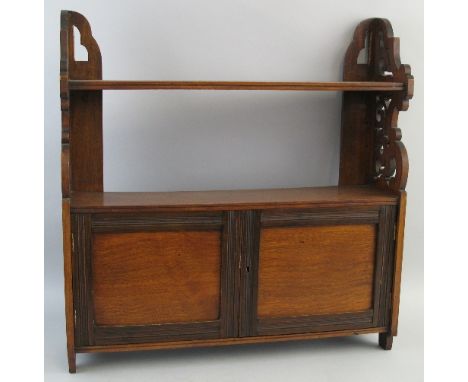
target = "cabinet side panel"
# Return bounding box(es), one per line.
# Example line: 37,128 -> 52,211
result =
62,199 -> 76,371
92,231 -> 221,325
339,92 -> 373,185
61,11 -> 103,193
258,224 -> 376,318
391,193 -> 406,335
375,205 -> 397,327
69,90 -> 103,192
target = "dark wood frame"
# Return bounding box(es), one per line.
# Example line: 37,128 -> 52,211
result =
71,212 -> 237,347
248,206 -> 397,337
60,10 -> 413,372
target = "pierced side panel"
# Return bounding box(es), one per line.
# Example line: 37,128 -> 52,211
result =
372,95 -> 409,191
343,19 -> 413,91
69,90 -> 103,193
60,75 -> 71,197
60,10 -> 102,81
60,11 -> 103,194
339,92 -> 373,185
340,18 -> 413,191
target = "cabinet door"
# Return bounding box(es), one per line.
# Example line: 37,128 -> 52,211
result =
240,206 -> 396,337
71,211 -> 238,347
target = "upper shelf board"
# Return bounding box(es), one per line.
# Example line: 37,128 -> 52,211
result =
67,80 -> 404,92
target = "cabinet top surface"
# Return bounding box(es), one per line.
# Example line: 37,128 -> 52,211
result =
70,185 -> 398,213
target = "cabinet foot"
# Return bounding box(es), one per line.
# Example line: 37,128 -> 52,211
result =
68,350 -> 76,373
379,332 -> 393,350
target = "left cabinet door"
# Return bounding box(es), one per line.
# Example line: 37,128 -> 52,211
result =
71,211 -> 239,347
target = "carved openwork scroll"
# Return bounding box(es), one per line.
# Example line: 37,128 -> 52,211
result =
372,95 -> 408,190
340,18 -> 413,191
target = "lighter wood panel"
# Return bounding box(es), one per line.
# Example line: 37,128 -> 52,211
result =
258,225 -> 376,318
92,231 -> 221,325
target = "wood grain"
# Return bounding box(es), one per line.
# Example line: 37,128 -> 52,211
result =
91,212 -> 223,232
59,11 -> 413,370
339,92 -> 374,185
237,211 -> 261,337
261,206 -> 380,227
375,206 -> 397,328
94,322 -> 220,345
62,11 -> 102,81
339,18 -> 413,192
257,311 -> 374,336
220,212 -> 241,337
92,231 -> 222,325
70,185 -> 398,213
258,225 -> 377,318
76,326 -> 386,353
72,214 -> 95,346
61,11 -> 104,371
61,11 -> 103,195
69,90 -> 103,192
68,80 -> 404,91
379,331 -> 393,350
391,191 -> 407,336
61,199 -> 76,373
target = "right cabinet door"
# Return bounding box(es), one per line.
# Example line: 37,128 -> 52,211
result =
243,205 -> 396,337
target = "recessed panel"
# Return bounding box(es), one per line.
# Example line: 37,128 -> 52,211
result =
258,224 -> 376,318
92,230 -> 221,325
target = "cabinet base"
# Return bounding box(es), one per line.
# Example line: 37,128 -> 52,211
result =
67,350 -> 76,373
379,332 -> 394,350
70,327 -> 387,372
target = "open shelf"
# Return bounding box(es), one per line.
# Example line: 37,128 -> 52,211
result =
67,80 -> 404,92
70,185 -> 398,213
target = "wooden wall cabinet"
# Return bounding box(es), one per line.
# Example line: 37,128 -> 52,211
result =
60,11 -> 413,373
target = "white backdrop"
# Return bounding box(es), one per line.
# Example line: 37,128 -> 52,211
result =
44,1 -> 423,380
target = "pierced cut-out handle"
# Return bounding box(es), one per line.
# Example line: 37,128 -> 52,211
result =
356,31 -> 369,64
60,11 -> 103,198
60,10 -> 102,80
73,26 -> 89,62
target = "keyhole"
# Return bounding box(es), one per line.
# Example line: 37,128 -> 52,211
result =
73,26 -> 88,61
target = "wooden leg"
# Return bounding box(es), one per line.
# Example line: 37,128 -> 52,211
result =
68,349 -> 76,373
379,332 -> 393,350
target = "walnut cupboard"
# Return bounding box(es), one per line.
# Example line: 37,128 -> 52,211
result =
60,11 -> 414,373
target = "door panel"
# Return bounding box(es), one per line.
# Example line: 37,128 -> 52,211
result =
72,206 -> 396,345
72,211 -> 238,346
258,224 -> 376,318
92,230 -> 221,326
240,206 -> 396,337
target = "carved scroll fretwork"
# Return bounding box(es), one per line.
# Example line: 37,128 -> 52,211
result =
340,18 -> 413,191
372,95 -> 408,191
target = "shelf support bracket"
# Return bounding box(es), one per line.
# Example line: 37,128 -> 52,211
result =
339,18 -> 413,192
60,10 -> 103,196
